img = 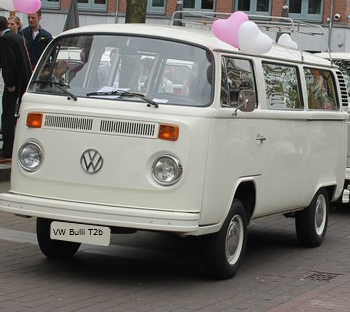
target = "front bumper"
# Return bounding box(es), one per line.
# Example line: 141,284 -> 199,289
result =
0,193 -> 200,233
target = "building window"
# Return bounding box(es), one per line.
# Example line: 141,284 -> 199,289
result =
183,0 -> 215,11
235,0 -> 271,15
78,0 -> 107,12
41,0 -> 60,9
288,0 -> 323,22
147,0 -> 166,14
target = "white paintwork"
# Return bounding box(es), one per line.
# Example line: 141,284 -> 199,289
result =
315,52 -> 350,195
0,23 -> 347,236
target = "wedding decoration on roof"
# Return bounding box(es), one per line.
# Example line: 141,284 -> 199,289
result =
211,11 -> 273,55
277,33 -> 298,49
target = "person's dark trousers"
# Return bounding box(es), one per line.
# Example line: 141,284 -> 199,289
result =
1,88 -> 17,158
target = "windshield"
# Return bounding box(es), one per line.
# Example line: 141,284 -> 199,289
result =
28,34 -> 214,107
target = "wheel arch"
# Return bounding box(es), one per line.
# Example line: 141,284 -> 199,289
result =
310,184 -> 336,206
324,185 -> 336,204
234,180 -> 256,222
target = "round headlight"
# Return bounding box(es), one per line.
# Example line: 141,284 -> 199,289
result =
18,142 -> 43,172
152,155 -> 182,186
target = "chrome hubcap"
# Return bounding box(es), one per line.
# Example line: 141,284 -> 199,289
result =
226,215 -> 243,265
315,194 -> 326,235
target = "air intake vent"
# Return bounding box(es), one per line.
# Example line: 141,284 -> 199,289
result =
42,114 -> 159,138
100,120 -> 158,138
336,70 -> 349,107
44,115 -> 93,131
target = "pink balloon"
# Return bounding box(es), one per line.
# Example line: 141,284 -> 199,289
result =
13,0 -> 41,14
211,11 -> 249,48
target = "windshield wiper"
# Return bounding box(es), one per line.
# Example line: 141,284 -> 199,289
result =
86,90 -> 159,108
31,80 -> 78,101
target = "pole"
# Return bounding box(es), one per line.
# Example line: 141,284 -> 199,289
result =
173,0 -> 183,26
328,0 -> 334,51
276,1 -> 289,42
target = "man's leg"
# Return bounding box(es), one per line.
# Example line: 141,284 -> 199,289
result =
1,88 -> 17,159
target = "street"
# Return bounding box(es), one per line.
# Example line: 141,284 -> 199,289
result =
0,180 -> 350,312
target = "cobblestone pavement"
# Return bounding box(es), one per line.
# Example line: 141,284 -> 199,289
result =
0,180 -> 350,312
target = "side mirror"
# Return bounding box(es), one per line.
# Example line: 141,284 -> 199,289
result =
233,89 -> 256,116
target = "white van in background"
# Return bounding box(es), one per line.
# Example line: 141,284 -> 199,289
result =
315,52 -> 350,203
0,15 -> 348,280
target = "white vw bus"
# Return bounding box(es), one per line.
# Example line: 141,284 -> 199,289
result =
0,16 -> 348,279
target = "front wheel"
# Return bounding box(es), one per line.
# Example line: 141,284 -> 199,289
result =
36,218 -> 81,259
295,189 -> 329,247
203,199 -> 248,279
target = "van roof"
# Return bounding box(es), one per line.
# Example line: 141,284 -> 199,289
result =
61,23 -> 236,50
315,52 -> 350,61
61,23 -> 332,67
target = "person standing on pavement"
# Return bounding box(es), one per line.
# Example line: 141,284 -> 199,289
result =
8,16 -> 22,34
0,16 -> 32,163
19,10 -> 52,70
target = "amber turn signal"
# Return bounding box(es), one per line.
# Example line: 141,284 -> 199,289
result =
158,124 -> 179,141
26,113 -> 43,128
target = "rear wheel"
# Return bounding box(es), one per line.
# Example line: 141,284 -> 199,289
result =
295,189 -> 329,247
36,218 -> 81,259
203,199 -> 247,279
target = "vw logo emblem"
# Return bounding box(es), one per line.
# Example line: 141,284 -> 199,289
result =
80,149 -> 103,174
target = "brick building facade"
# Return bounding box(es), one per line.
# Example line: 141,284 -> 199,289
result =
1,0 -> 350,51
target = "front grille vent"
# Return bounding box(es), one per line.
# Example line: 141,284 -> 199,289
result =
44,115 -> 93,131
100,120 -> 157,138
43,114 -> 158,139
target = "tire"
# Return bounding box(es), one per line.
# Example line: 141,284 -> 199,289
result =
295,189 -> 329,248
203,199 -> 248,280
36,218 -> 81,259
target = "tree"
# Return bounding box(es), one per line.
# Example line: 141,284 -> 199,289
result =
125,0 -> 147,23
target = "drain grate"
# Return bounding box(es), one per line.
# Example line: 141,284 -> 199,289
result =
299,271 -> 341,282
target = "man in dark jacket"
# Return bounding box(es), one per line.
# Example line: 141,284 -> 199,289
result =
19,10 -> 52,70
0,16 -> 32,162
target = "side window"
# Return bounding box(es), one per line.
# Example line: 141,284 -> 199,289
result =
304,68 -> 338,110
164,60 -> 192,94
221,57 -> 256,108
262,62 -> 302,110
97,48 -> 121,88
157,61 -> 174,94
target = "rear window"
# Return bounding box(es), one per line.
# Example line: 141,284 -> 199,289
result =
304,68 -> 338,110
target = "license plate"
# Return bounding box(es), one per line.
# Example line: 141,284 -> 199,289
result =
51,221 -> 110,246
